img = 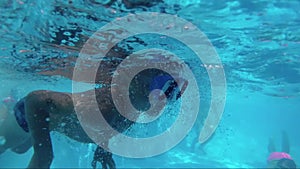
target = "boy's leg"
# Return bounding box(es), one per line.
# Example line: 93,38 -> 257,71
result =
268,137 -> 276,153
281,130 -> 290,153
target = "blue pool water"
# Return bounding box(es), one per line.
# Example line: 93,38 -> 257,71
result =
0,0 -> 300,168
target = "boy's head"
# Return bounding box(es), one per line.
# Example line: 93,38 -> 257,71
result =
276,158 -> 297,169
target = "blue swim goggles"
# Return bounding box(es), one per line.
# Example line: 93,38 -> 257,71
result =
149,75 -> 188,101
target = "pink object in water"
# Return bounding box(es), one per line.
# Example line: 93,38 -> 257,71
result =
268,152 -> 293,162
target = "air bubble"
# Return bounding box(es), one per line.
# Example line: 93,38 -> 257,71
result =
63,31 -> 71,36
0,136 -> 6,145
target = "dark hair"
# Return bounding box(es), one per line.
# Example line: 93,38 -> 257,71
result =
277,159 -> 297,169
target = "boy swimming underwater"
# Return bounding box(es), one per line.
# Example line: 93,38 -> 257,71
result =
267,131 -> 297,169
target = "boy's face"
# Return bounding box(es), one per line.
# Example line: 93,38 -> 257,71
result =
268,159 -> 296,169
